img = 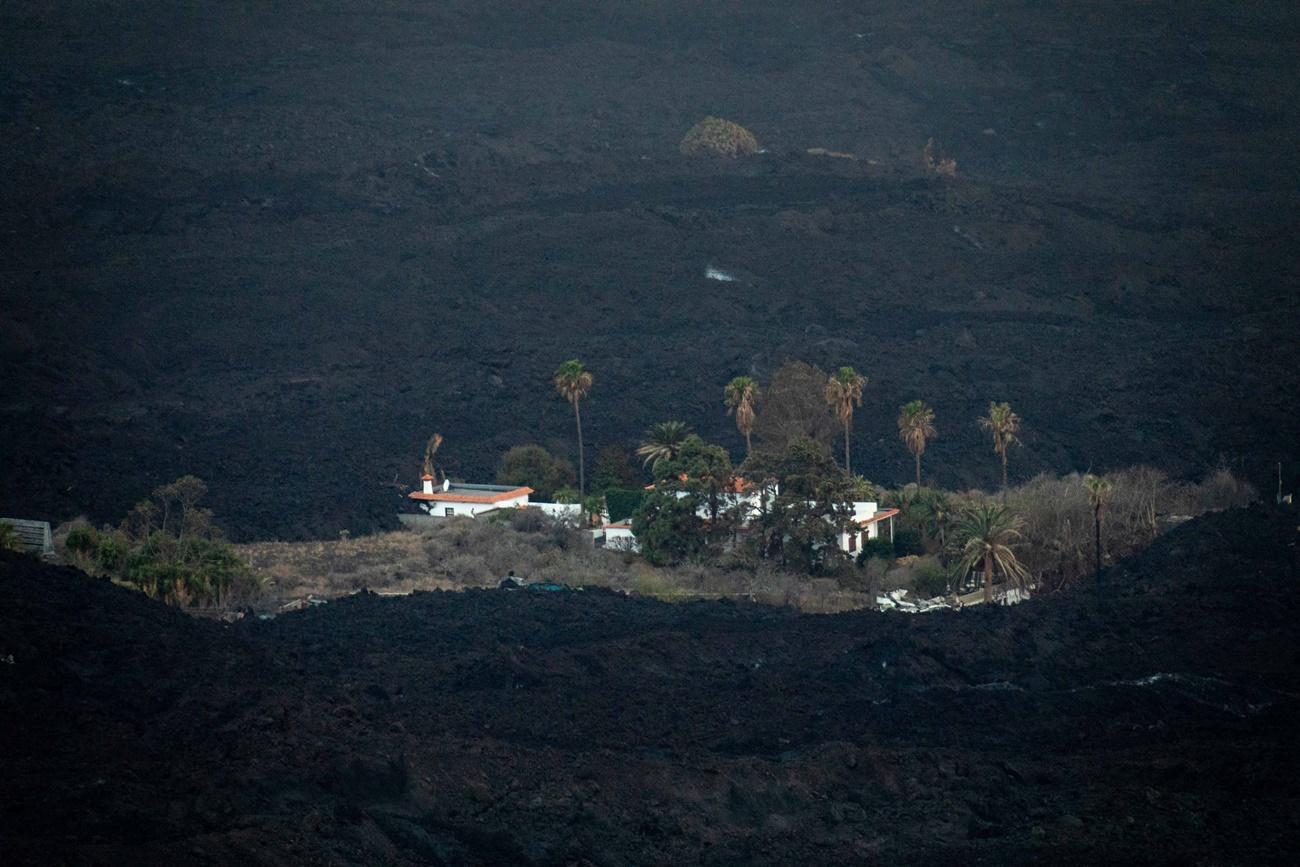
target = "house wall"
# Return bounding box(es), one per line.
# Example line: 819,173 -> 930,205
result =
838,503 -> 884,554
531,502 -> 583,523
657,484 -> 777,523
604,527 -> 639,552
420,494 -> 530,518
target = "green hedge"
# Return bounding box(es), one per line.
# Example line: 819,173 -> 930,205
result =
605,488 -> 649,523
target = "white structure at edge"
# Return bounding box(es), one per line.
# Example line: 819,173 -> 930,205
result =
838,501 -> 900,556
407,476 -> 580,521
603,522 -> 639,552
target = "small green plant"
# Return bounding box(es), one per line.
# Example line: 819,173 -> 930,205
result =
64,524 -> 100,555
0,521 -> 24,553
582,495 -> 606,526
893,527 -> 925,557
857,538 -> 894,562
679,117 -> 759,158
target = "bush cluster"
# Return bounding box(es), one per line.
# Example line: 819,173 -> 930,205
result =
679,117 -> 759,158
886,465 -> 1257,594
60,476 -> 264,608
495,445 -> 575,502
0,521 -> 25,553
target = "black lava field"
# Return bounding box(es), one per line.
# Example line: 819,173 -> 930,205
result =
2,506 -> 1298,864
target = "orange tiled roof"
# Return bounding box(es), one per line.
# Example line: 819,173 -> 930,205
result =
856,508 -> 900,526
409,486 -> 533,504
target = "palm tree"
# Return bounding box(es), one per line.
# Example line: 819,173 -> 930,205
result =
979,401 -> 1022,491
723,376 -> 760,456
1083,473 -> 1113,579
637,420 -> 691,470
898,400 -> 937,487
954,502 -> 1030,603
825,366 -> 867,474
553,359 -> 594,494
913,488 -> 954,552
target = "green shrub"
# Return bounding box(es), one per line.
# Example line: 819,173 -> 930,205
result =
591,446 -> 640,495
893,527 -> 925,557
632,490 -> 706,567
64,524 -> 101,555
605,488 -> 648,523
59,476 -> 263,608
0,521 -> 24,553
679,116 -> 759,158
912,561 -> 951,599
95,532 -> 129,572
857,538 -> 894,562
495,445 -> 575,501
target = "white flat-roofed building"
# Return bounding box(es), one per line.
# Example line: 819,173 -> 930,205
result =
602,521 -> 639,552
408,476 -> 533,518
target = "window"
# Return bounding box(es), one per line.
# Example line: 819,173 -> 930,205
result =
848,534 -> 857,552
445,507 -> 455,517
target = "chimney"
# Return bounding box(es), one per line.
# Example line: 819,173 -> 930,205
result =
421,474 -> 434,495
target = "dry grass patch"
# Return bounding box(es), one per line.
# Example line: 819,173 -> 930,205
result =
238,531 -> 456,601
237,511 -> 881,613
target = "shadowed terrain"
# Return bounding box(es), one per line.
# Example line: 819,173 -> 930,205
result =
3,0 -> 1299,538
2,506 -> 1298,864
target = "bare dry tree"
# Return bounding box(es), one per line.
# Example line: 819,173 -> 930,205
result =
422,433 -> 444,482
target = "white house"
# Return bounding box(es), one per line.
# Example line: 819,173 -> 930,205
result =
646,475 -> 779,524
409,476 -> 533,518
533,502 -> 584,523
630,476 -> 898,557
837,503 -> 900,557
407,475 -> 587,524
602,521 -> 639,552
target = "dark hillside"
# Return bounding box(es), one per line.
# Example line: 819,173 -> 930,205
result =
2,506 -> 1298,863
2,1 -> 1298,537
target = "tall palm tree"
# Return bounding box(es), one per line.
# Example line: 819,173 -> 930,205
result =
825,366 -> 867,474
954,502 -> 1030,603
723,376 -> 760,456
1083,473 -> 1113,579
898,400 -> 937,487
553,359 -> 594,494
637,420 -> 691,471
979,401 -> 1022,491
